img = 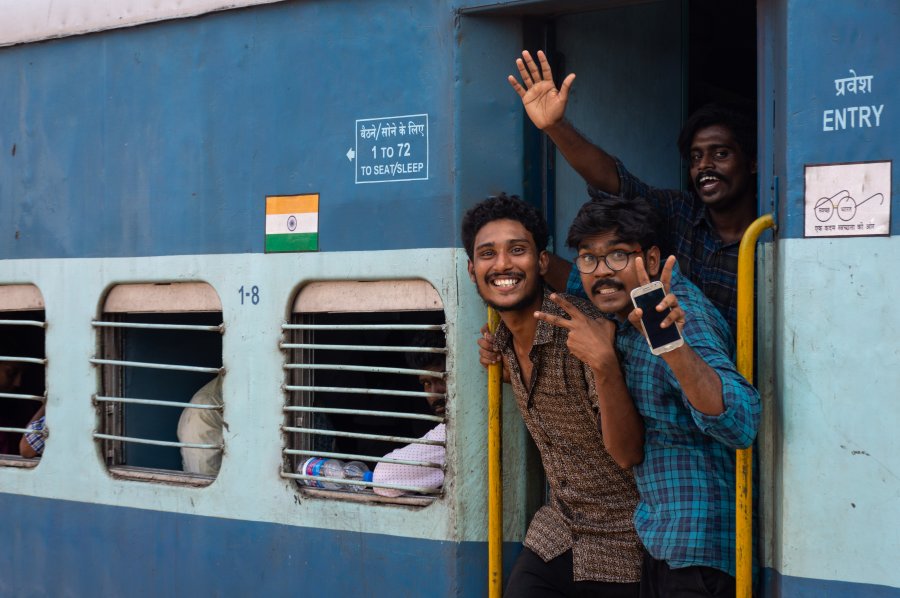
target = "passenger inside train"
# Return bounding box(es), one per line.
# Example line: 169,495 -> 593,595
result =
372,331 -> 446,497
284,289 -> 446,501
177,374 -> 225,475
19,403 -> 46,459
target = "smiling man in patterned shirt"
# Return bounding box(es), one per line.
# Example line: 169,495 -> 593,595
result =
462,193 -> 643,597
540,196 -> 760,597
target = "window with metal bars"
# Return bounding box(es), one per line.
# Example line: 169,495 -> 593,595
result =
281,281 -> 448,505
0,284 -> 47,468
93,282 -> 224,486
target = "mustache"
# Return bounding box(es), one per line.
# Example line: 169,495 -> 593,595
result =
591,279 -> 624,295
430,399 -> 446,413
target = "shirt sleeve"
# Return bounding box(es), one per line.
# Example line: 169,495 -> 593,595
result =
373,424 -> 446,498
675,311 -> 760,449
24,416 -> 46,455
587,158 -> 686,223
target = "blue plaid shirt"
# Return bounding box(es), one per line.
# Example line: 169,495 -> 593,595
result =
566,158 -> 742,334
615,267 -> 760,576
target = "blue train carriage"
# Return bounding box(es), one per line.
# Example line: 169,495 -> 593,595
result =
0,1 -> 540,596
1,0 -> 899,596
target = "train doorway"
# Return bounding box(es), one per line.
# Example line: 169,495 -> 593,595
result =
520,0 -> 757,258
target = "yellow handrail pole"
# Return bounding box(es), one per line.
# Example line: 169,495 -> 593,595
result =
487,307 -> 503,597
735,213 -> 774,598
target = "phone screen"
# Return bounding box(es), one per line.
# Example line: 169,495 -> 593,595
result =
633,287 -> 682,349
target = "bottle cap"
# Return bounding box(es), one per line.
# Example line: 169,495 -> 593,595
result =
363,471 -> 373,483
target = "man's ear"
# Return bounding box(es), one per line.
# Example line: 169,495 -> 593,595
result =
467,260 -> 476,283
538,251 -> 550,277
646,246 -> 662,278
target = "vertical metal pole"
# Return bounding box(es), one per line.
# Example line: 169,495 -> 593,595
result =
487,307 -> 503,597
735,214 -> 774,598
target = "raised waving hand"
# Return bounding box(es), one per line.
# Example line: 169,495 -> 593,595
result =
507,50 -> 576,131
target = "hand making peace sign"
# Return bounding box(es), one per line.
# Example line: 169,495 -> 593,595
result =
533,293 -> 618,371
627,255 -> 686,337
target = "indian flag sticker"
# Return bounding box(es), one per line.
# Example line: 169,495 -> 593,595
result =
265,194 -> 319,252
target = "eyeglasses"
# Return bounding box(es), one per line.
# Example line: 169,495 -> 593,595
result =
574,249 -> 641,274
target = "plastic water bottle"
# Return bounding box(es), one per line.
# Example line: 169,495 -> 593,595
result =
343,460 -> 373,493
298,457 -> 373,492
298,457 -> 346,490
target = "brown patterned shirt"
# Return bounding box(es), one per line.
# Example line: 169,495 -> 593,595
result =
494,289 -> 643,582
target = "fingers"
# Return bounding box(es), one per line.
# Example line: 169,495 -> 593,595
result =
658,304 -> 685,329
659,255 -> 677,293
534,309 -> 574,330
656,291 -> 685,330
558,73 -> 576,102
546,292 -> 583,321
634,256 -> 651,286
477,330 -> 501,369
507,74 -> 527,98
536,50 -> 554,81
522,50 -> 542,84
515,57 -> 533,88
627,307 -> 644,333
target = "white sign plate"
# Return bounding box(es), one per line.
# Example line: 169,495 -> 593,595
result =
804,161 -> 891,237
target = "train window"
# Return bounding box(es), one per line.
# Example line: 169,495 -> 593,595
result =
0,284 -> 47,468
281,280 -> 447,506
92,282 -> 224,486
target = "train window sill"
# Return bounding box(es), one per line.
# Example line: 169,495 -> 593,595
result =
301,487 -> 437,507
0,456 -> 39,469
108,465 -> 215,487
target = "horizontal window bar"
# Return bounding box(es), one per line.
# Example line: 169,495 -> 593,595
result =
92,321 -> 224,333
282,324 -> 444,332
285,448 -> 443,469
0,392 -> 45,402
0,426 -> 47,436
95,396 -> 222,410
285,385 -> 441,399
0,319 -> 46,328
90,359 -> 222,375
93,433 -> 222,450
280,471 -> 440,495
0,355 -> 47,365
285,405 -> 443,423
283,426 -> 444,447
284,364 -> 442,377
280,343 -> 446,354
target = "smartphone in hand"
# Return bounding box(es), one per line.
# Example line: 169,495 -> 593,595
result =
630,281 -> 684,355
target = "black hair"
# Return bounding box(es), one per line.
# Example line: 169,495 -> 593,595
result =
461,193 -> 549,261
566,196 -> 662,252
405,330 -> 446,371
676,103 -> 757,162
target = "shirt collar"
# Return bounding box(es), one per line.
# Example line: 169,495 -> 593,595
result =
493,287 -> 554,350
691,197 -> 743,249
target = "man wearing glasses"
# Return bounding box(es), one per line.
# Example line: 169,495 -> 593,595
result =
536,196 -> 760,597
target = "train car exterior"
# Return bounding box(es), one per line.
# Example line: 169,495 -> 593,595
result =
0,0 -> 898,596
